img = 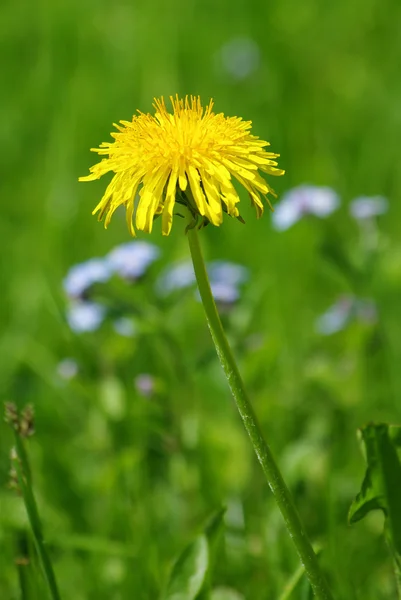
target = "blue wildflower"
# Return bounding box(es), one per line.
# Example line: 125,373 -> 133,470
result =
208,261 -> 249,305
272,185 -> 340,231
63,258 -> 112,298
157,260 -> 248,305
113,317 -> 137,338
156,261 -> 196,295
208,261 -> 249,287
67,301 -> 106,333
209,281 -> 240,304
349,196 -> 388,220
106,241 -> 160,279
218,37 -> 260,81
315,296 -> 377,336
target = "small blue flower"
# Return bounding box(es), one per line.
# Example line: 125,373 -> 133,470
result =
113,317 -> 137,338
208,261 -> 249,305
210,281 -> 240,304
349,196 -> 388,220
315,296 -> 353,335
67,301 -> 106,333
208,261 -> 249,287
106,241 -> 160,279
156,261 -> 196,295
218,37 -> 260,81
272,185 -> 340,231
63,258 -> 112,298
315,296 -> 377,336
158,259 -> 249,306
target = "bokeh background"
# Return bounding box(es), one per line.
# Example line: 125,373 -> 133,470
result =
1,0 -> 401,598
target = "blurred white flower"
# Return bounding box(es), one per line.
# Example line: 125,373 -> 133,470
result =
106,241 -> 160,279
67,301 -> 105,333
63,259 -> 112,298
272,185 -> 340,231
135,374 -> 155,398
113,317 -> 136,337
57,358 -> 78,380
218,37 -> 260,80
349,196 -> 388,220
156,261 -> 196,295
315,296 -> 377,335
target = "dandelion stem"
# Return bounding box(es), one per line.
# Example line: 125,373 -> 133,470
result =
13,433 -> 62,600
186,225 -> 334,600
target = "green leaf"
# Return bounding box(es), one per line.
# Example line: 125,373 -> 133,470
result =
164,508 -> 226,600
349,422 -> 401,582
164,535 -> 209,600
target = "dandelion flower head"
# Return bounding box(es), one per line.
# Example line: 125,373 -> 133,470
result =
80,96 -> 284,236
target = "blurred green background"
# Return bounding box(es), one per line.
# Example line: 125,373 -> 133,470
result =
1,0 -> 401,598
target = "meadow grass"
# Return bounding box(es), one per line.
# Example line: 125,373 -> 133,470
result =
1,0 -> 401,598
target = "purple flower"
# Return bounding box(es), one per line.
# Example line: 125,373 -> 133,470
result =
63,259 -> 112,298
349,196 -> 388,220
272,185 -> 340,231
106,241 -> 160,279
67,301 -> 105,333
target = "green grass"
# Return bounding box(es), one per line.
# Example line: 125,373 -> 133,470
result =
1,0 -> 401,598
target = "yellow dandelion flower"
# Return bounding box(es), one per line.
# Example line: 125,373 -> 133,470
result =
79,96 -> 285,236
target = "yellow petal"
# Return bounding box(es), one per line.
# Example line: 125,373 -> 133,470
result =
162,168 -> 179,235
136,168 -> 169,233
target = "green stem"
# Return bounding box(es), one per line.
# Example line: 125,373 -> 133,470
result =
13,434 -> 61,600
186,225 -> 334,600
